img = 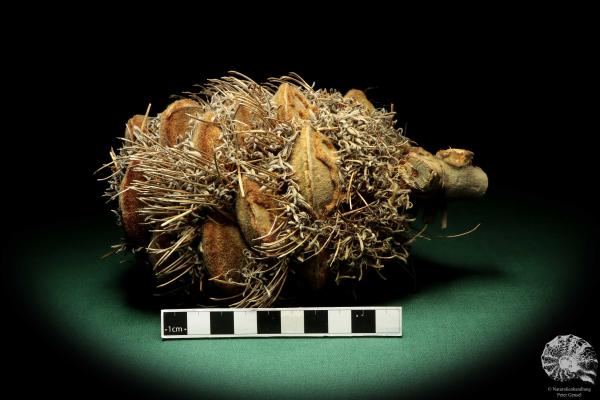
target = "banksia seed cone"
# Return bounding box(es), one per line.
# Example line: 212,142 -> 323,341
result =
100,72 -> 488,307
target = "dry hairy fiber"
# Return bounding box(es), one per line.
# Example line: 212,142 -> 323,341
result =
99,72 -> 487,307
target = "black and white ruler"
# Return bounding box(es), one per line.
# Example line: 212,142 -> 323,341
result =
161,306 -> 402,339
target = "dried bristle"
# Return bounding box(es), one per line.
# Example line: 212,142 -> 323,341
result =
272,83 -> 318,122
236,177 -> 278,246
289,125 -> 341,218
125,114 -> 146,142
147,231 -> 174,270
159,99 -> 201,146
344,89 -> 375,113
201,218 -> 246,290
192,110 -> 222,156
118,160 -> 148,246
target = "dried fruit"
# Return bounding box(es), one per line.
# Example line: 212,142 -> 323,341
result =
289,125 -> 340,218
192,110 -> 222,156
118,160 -> 147,247
159,99 -> 200,146
272,82 -> 317,122
233,103 -> 258,131
100,73 -> 488,307
124,114 -> 147,142
236,177 -> 278,245
201,218 -> 246,291
344,89 -> 375,113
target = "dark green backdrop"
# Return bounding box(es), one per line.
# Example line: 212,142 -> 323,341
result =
8,193 -> 596,399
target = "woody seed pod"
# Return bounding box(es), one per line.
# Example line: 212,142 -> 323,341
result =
289,124 -> 341,218
119,160 -> 147,246
236,177 -> 278,246
344,89 -> 375,113
192,110 -> 222,156
272,82 -> 318,122
159,99 -> 200,146
124,114 -> 147,142
201,218 -> 247,291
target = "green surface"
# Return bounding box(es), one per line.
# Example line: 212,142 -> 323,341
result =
21,194 -> 590,399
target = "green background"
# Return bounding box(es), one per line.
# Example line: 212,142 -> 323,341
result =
13,193 -> 595,398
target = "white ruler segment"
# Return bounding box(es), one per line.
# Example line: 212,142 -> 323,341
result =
161,306 -> 402,339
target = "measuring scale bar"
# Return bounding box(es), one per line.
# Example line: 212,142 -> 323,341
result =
162,306 -> 402,339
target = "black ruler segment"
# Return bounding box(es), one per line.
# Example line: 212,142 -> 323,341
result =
161,307 -> 402,339
256,311 -> 281,335
164,312 -> 187,336
257,311 -> 281,334
351,309 -> 376,333
210,311 -> 234,334
304,310 -> 328,333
